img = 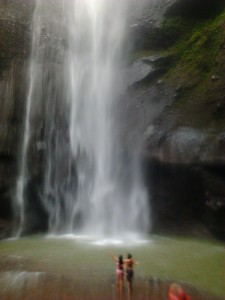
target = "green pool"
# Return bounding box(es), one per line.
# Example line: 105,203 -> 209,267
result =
0,235 -> 224,298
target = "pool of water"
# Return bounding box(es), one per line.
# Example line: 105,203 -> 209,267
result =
0,235 -> 224,298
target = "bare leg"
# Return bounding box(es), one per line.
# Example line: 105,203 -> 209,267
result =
127,280 -> 132,300
119,279 -> 123,300
117,279 -> 123,300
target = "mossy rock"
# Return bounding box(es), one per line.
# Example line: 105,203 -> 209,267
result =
153,8 -> 225,131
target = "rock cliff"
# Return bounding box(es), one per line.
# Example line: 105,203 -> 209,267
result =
128,0 -> 225,239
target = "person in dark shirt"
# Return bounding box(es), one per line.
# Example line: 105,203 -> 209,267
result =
123,253 -> 138,300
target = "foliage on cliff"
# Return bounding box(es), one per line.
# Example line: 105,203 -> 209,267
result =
158,5 -> 225,131
137,1 -> 225,241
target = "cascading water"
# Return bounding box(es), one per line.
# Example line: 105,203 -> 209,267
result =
15,0 -> 150,238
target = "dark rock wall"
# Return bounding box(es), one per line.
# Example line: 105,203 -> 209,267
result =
165,0 -> 225,19
0,0 -> 34,236
143,160 -> 206,235
129,0 -> 225,240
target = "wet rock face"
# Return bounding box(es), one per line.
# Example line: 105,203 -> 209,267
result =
128,0 -> 177,51
144,160 -> 205,234
129,0 -> 177,27
127,0 -> 225,240
0,0 -> 34,164
139,106 -> 225,239
129,0 -> 225,51
165,0 -> 225,19
0,0 -> 33,67
0,0 -> 34,235
145,127 -> 225,165
22,176 -> 48,235
143,158 -> 225,240
143,126 -> 225,240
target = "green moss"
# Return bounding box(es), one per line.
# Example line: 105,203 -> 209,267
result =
183,15 -> 224,70
131,8 -> 225,131
161,17 -> 194,46
159,10 -> 225,130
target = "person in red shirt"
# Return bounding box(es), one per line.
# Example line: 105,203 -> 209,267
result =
168,283 -> 192,300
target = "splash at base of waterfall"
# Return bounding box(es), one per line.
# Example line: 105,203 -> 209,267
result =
46,233 -> 150,246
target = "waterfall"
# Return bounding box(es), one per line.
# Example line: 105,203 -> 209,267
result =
15,0 -> 150,238
15,0 -> 44,236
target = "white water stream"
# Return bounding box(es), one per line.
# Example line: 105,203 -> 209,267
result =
15,0 -> 149,238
